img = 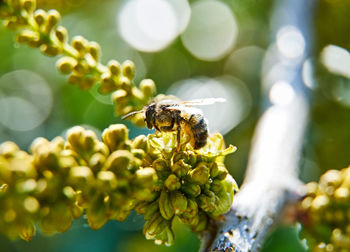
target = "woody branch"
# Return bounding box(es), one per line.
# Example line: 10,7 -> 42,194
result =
200,0 -> 315,251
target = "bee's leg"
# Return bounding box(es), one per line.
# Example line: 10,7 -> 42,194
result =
176,125 -> 181,151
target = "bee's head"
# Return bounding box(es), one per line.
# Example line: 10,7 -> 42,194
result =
145,103 -> 156,129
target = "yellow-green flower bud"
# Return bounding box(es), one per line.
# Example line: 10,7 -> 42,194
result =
132,135 -> 148,151
320,170 -> 342,188
87,196 -> 108,230
71,36 -> 88,54
23,196 -> 40,213
159,190 -> 174,220
73,61 -> 90,75
140,79 -> 156,98
104,150 -> 133,174
121,60 -> 135,80
102,124 -> 128,152
68,166 -> 94,187
56,56 -> 77,74
198,191 -> 217,213
181,181 -> 201,197
179,199 -> 198,225
33,9 -> 47,27
18,222 -> 35,242
311,195 -> 330,212
89,153 -> 106,172
131,148 -> 145,160
334,187 -> 349,203
136,200 -> 159,220
112,89 -> 128,104
164,174 -> 181,191
189,162 -> 209,185
108,60 -> 121,76
136,167 -> 157,188
55,26 -> 67,43
88,42 -> 101,61
16,30 -> 39,44
143,212 -> 168,240
66,127 -> 98,154
21,0 -> 36,14
79,76 -> 96,90
96,171 -> 117,190
0,141 -> 19,158
70,202 -> 83,219
170,191 -> 188,215
47,9 -> 60,28
171,159 -> 190,177
100,72 -> 117,94
152,158 -> 168,171
67,73 -> 83,85
40,44 -> 60,57
210,163 -> 228,180
191,212 -> 208,233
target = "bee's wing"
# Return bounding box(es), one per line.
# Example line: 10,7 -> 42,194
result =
180,98 -> 226,106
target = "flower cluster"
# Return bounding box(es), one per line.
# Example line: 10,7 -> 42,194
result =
0,125 -> 237,246
0,0 -> 155,126
299,167 -> 350,252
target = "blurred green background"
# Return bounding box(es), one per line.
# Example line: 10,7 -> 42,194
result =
1,0 -> 350,251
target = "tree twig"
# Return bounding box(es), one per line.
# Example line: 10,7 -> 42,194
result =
200,0 -> 315,251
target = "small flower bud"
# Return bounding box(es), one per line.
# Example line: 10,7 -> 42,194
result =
104,150 -> 133,174
210,163 -> 228,180
55,26 -> 68,43
87,197 -> 108,230
97,171 -> 117,190
108,60 -> 121,76
18,222 -> 35,241
102,124 -> 128,152
67,73 -> 83,85
40,44 -> 60,57
171,160 -> 190,177
159,190 -> 174,220
88,41 -> 101,61
189,162 -> 209,185
71,36 -> 88,54
112,89 -> 128,104
152,158 -> 168,171
0,141 -> 19,158
23,196 -> 40,213
170,191 -> 187,215
33,9 -> 47,27
132,135 -> 148,151
46,9 -> 60,29
140,79 -> 156,98
121,60 -> 135,80
181,181 -> 201,197
136,167 -> 157,188
16,30 -> 39,44
21,0 -> 36,14
164,174 -> 181,191
56,56 -> 78,74
89,153 -> 106,172
68,166 -> 94,187
191,212 -> 208,233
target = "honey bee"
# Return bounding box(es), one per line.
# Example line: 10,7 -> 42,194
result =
122,98 -> 225,150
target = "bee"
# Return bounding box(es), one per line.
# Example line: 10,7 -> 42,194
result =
122,98 -> 225,150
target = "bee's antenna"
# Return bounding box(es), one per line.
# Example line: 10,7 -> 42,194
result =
121,110 -> 144,120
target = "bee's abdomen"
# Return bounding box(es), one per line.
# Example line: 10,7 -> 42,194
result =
190,116 -> 208,149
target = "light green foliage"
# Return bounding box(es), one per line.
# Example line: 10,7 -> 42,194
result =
299,167 -> 350,252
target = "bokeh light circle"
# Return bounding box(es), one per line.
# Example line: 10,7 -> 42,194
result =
0,70 -> 53,131
118,0 -> 190,52
167,76 -> 251,135
181,0 -> 238,61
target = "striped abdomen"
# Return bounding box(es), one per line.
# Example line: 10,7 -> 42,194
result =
189,114 -> 208,149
